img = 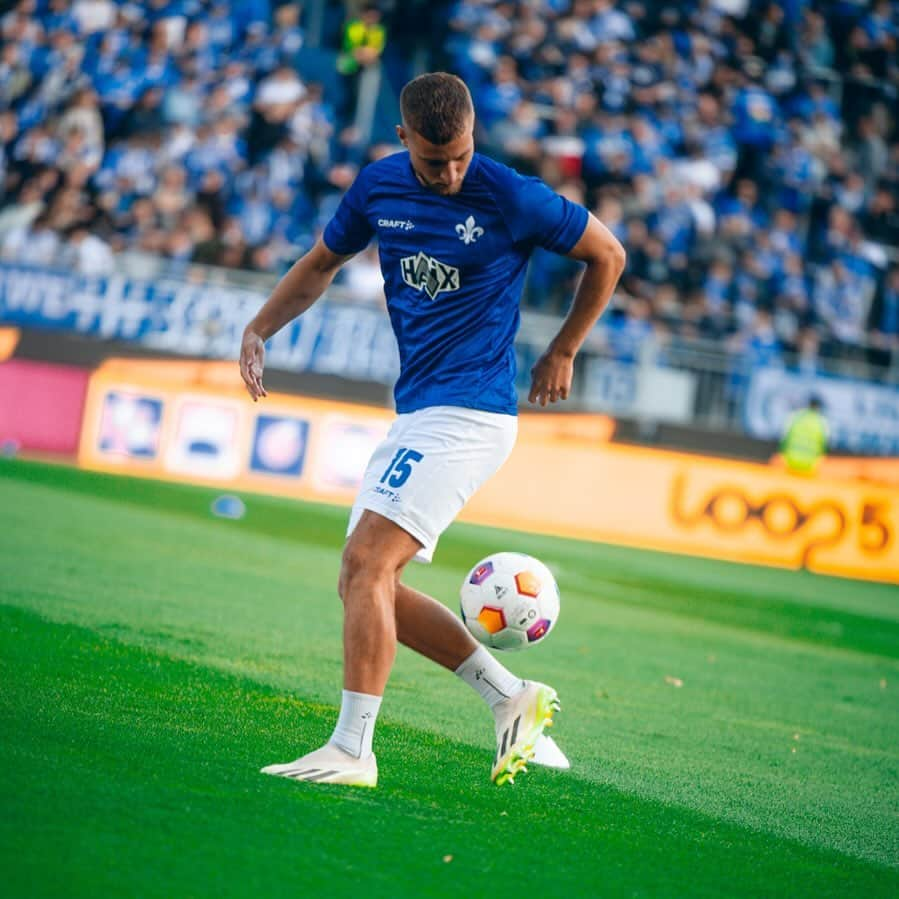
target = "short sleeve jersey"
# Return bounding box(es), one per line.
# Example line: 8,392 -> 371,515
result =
323,151 -> 588,415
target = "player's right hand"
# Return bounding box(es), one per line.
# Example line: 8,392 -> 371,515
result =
239,330 -> 268,401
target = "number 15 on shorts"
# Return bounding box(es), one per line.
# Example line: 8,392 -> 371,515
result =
380,447 -> 423,488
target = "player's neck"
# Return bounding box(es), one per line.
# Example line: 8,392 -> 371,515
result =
406,152 -> 477,195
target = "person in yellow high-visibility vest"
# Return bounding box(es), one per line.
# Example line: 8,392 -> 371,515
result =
781,396 -> 829,474
338,5 -> 387,76
337,4 -> 387,118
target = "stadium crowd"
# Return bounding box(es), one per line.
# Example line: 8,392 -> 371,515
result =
447,0 -> 899,368
0,0 -> 897,369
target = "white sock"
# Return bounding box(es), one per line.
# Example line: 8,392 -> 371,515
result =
454,645 -> 526,710
329,689 -> 382,759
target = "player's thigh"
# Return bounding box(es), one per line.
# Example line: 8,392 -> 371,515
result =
339,508 -> 423,597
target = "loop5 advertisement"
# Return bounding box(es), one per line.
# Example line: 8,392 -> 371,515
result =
464,441 -> 898,583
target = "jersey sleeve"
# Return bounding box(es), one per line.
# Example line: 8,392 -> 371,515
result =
322,169 -> 374,255
503,174 -> 589,254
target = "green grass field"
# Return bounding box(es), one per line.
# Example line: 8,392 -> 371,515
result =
1,457 -> 897,897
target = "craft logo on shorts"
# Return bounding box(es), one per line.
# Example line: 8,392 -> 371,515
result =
165,398 -> 241,479
250,414 -> 310,478
98,390 -> 163,459
400,252 -> 460,300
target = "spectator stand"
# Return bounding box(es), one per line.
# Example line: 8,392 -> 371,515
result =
0,0 -> 897,440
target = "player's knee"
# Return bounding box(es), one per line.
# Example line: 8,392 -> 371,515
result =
338,543 -> 393,603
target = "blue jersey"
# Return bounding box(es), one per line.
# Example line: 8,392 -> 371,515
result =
323,151 -> 588,415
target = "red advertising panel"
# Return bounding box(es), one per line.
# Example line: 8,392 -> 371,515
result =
0,360 -> 90,455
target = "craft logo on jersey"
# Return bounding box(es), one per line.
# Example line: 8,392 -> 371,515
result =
400,251 -> 460,301
455,215 -> 484,245
378,218 -> 415,231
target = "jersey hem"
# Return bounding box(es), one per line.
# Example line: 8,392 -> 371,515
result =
321,229 -> 368,258
394,398 -> 518,417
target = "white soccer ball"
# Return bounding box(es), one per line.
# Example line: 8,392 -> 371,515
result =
459,552 -> 560,651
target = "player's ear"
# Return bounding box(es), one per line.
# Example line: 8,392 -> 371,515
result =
396,124 -> 407,146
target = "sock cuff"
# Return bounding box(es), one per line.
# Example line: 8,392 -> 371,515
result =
343,689 -> 383,706
454,644 -> 524,709
454,644 -> 489,677
331,690 -> 382,759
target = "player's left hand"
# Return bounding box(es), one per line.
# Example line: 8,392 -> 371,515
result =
528,348 -> 573,406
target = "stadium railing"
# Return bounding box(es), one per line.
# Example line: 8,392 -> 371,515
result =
7,251 -> 894,445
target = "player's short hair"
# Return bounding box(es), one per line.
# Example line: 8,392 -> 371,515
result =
400,72 -> 474,145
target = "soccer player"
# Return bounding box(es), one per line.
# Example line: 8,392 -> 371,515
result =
239,73 -> 625,787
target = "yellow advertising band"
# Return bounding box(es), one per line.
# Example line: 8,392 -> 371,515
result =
77,358 -> 899,585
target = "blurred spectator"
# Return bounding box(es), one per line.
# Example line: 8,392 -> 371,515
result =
162,75 -> 205,128
703,258 -> 734,316
793,328 -> 823,376
56,127 -> 102,177
72,0 -> 116,35
337,3 -> 386,118
815,259 -> 871,348
717,179 -> 767,245
798,10 -> 834,71
869,266 -> 899,356
605,296 -> 655,363
248,65 -> 306,162
730,64 -> 779,182
780,394 -> 829,475
855,115 -> 890,188
863,182 -> 899,247
57,89 -> 105,157
273,3 -> 304,58
122,88 -> 167,138
727,307 -> 783,412
486,100 -> 545,174
1,211 -> 60,267
289,84 -> 336,166
63,224 -> 115,275
0,44 -> 33,109
0,178 -> 44,236
153,165 -> 191,227
341,245 -> 386,304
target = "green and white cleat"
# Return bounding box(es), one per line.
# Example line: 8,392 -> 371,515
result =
261,743 -> 378,788
491,681 -> 561,786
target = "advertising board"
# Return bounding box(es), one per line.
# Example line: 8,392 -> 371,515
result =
0,359 -> 89,455
78,359 -> 899,584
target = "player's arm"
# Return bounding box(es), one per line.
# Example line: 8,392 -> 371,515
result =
239,239 -> 355,401
529,213 -> 626,406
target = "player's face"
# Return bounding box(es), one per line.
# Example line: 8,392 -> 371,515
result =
398,119 -> 475,196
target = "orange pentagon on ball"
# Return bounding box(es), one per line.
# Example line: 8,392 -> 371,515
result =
514,570 -> 541,597
476,606 -> 507,634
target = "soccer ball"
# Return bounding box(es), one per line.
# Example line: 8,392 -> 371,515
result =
459,552 -> 560,651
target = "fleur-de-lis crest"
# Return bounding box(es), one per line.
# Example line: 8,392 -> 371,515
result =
455,215 -> 484,245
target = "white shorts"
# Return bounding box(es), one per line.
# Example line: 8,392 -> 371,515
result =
347,405 -> 518,563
